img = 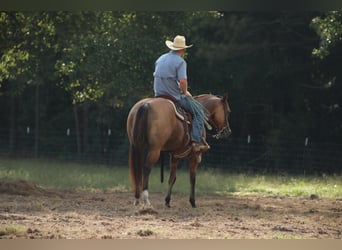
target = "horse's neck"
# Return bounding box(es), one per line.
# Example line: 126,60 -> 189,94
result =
195,94 -> 210,103
196,95 -> 214,109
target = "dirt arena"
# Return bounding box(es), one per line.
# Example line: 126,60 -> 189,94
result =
0,180 -> 341,239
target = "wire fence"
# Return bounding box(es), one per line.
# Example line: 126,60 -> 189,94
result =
202,136 -> 342,175
0,128 -> 341,175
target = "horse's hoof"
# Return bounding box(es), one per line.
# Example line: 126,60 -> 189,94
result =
189,199 -> 196,208
133,199 -> 140,206
165,197 -> 171,208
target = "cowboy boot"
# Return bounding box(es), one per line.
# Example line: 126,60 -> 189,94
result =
201,137 -> 210,152
192,141 -> 209,152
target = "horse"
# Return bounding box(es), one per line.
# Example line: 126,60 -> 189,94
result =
126,93 -> 231,208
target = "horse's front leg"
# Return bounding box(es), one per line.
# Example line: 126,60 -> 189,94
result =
165,155 -> 179,207
189,154 -> 200,208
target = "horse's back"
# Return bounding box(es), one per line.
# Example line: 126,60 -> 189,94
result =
127,97 -> 173,124
127,97 -> 184,150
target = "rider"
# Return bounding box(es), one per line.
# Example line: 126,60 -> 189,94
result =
153,35 -> 209,153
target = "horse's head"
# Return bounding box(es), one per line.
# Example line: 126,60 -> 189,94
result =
196,93 -> 232,139
211,93 -> 232,139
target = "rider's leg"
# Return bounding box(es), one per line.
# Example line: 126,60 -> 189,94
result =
178,96 -> 209,152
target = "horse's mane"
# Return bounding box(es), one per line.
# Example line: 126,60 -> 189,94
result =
193,94 -> 216,130
195,93 -> 215,98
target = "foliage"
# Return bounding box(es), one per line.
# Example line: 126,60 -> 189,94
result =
311,11 -> 342,59
190,12 -> 321,139
1,11 -> 342,172
0,12 -> 55,91
53,12 -> 111,104
309,11 -> 342,143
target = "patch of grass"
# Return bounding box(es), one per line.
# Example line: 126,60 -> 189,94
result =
228,173 -> 342,199
155,168 -> 342,199
0,158 -> 130,191
0,225 -> 26,237
0,158 -> 341,199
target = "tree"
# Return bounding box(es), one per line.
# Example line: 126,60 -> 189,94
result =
309,11 -> 342,143
311,11 -> 342,59
52,11 -> 206,155
0,12 -> 56,156
3,11 -> 340,172
190,12 -> 320,140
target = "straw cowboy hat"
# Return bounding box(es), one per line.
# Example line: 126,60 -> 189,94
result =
165,35 -> 193,50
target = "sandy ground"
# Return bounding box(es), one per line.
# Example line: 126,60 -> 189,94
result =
0,180 -> 341,239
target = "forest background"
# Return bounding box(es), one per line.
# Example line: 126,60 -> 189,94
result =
0,11 -> 341,174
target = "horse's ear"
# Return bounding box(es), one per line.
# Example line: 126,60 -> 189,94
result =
223,92 -> 228,101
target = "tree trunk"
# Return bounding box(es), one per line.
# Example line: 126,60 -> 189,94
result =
73,104 -> 81,156
34,83 -> 39,158
82,102 -> 89,154
8,94 -> 16,155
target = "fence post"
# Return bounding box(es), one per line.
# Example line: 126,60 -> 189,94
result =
303,137 -> 309,176
246,134 -> 252,169
25,126 -> 32,156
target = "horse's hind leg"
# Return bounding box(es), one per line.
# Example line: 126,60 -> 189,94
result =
141,149 -> 160,206
165,155 -> 179,207
140,166 -> 151,206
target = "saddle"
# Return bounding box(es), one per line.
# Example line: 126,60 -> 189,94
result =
155,95 -> 192,124
156,95 -> 193,158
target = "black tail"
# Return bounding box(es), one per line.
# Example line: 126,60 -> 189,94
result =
129,103 -> 149,199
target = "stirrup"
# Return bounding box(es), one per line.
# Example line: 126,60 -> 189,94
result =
192,142 -> 209,152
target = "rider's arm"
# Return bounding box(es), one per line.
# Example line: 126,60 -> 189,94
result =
179,78 -> 192,96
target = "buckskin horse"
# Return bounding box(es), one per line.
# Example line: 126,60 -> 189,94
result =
126,93 -> 231,208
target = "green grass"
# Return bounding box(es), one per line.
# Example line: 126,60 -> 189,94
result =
0,225 -> 26,237
0,158 -> 131,191
0,158 -> 341,199
196,169 -> 342,199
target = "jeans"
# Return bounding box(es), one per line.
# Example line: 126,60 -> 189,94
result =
177,96 -> 204,143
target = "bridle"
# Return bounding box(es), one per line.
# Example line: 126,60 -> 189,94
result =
207,97 -> 231,139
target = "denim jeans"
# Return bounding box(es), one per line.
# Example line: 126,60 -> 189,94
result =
177,96 -> 204,143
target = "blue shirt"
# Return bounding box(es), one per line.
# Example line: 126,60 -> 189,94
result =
153,51 -> 187,101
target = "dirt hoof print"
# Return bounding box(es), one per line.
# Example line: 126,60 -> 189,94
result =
27,228 -> 40,234
137,229 -> 154,237
135,207 -> 158,215
310,194 -> 319,200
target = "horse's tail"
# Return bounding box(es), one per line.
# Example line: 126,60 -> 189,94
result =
129,103 -> 150,199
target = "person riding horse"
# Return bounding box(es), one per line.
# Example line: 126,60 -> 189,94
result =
153,35 -> 210,153
126,35 -> 231,207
